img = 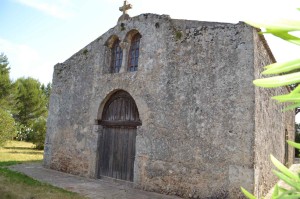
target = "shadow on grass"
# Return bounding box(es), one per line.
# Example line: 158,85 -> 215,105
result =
0,161 -> 23,167
7,151 -> 43,155
3,147 -> 40,150
0,166 -> 42,186
0,160 -> 42,167
0,160 -> 43,186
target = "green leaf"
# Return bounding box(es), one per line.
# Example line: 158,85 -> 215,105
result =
290,84 -> 300,94
241,187 -> 256,199
271,184 -> 279,198
282,102 -> 300,111
278,186 -> 289,193
273,170 -> 300,190
287,140 -> 300,150
262,59 -> 300,74
280,194 -> 300,199
270,155 -> 299,180
246,19 -> 300,32
272,93 -> 300,102
277,190 -> 300,198
271,31 -> 300,46
253,72 -> 300,88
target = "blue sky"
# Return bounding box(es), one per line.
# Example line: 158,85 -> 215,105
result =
1,0 -> 300,84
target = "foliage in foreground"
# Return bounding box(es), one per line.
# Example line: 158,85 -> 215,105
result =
242,142 -> 300,198
241,8 -> 300,199
250,17 -> 300,110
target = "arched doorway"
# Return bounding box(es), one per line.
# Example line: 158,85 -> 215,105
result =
98,90 -> 141,181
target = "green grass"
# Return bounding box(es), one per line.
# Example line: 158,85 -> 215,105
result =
0,141 -> 43,162
0,141 -> 87,199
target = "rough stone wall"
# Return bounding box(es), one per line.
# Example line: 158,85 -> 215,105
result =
253,30 -> 295,198
44,13 -> 293,199
127,20 -> 257,199
44,44 -> 101,177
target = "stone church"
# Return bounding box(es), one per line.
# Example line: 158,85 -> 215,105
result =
44,1 -> 295,198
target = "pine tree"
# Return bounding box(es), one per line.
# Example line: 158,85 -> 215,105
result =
14,77 -> 47,127
41,82 -> 52,109
0,53 -> 13,109
0,108 -> 16,146
0,53 -> 16,144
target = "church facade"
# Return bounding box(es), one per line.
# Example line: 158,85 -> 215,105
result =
44,12 -> 294,198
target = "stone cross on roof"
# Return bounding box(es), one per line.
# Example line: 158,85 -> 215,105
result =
118,0 -> 132,22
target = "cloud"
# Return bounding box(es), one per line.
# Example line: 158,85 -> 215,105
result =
14,0 -> 74,19
0,38 -> 53,84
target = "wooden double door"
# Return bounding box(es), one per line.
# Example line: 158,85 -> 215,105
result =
98,91 -> 141,182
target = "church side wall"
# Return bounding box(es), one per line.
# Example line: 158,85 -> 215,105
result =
44,43 -> 101,177
253,31 -> 295,197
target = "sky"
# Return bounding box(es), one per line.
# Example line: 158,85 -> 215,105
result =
1,0 -> 300,85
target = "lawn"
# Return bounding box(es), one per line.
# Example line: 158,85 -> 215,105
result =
0,141 -> 86,199
0,141 -> 43,162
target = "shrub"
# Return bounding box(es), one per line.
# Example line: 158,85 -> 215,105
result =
0,108 -> 16,146
31,117 -> 47,150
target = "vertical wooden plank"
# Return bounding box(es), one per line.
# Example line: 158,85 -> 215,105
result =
105,128 -> 109,176
127,128 -> 132,181
98,128 -> 104,177
119,128 -> 123,180
100,129 -> 106,176
120,99 -> 123,120
100,127 -> 111,177
126,127 -> 130,181
113,127 -> 119,179
124,128 -> 129,180
132,129 -> 136,181
120,128 -> 125,180
109,128 -> 115,177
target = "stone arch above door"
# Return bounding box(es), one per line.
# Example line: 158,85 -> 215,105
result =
99,90 -> 141,126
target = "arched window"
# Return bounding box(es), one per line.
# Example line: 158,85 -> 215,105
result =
128,33 -> 141,72
111,39 -> 123,73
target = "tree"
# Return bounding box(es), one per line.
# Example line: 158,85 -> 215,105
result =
0,53 -> 15,145
30,117 -> 47,149
0,108 -> 16,146
14,78 -> 47,128
41,82 -> 52,109
0,54 -> 50,147
0,53 -> 13,109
